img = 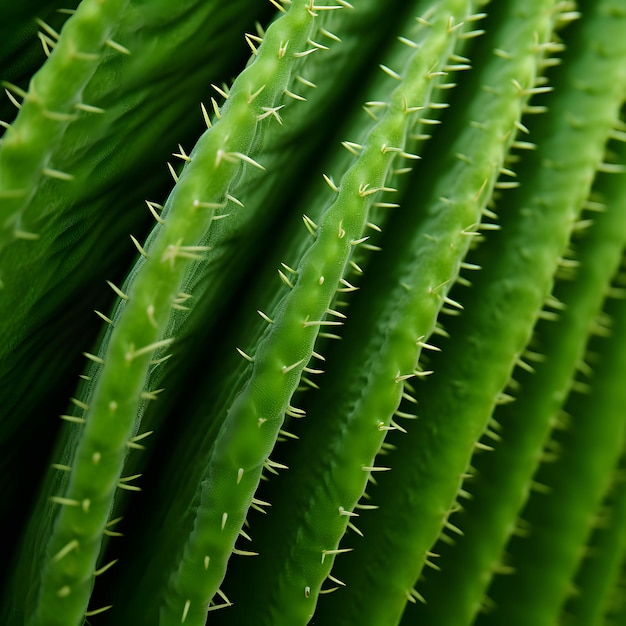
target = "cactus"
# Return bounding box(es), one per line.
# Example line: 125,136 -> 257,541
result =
1,0 -> 625,625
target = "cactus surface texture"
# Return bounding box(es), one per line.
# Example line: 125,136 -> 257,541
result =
1,1 -> 625,625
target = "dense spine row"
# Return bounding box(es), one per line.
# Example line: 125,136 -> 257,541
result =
0,5 -> 273,587
215,1 -> 485,622
310,1 -> 559,622
480,210 -> 626,625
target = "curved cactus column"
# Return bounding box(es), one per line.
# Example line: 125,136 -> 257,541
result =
409,118 -> 626,625
318,1 -> 626,624
25,2 -> 326,624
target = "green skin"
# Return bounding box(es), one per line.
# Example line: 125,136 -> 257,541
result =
317,1 -> 626,624
0,0 -> 273,381
479,269 -> 626,622
0,2 -> 80,125
27,2 -> 323,624
5,1 -> 418,622
0,0 -> 129,251
602,442 -> 626,626
212,1 -> 495,623
411,119 -> 626,625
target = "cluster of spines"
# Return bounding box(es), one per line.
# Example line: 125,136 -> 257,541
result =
303,0 -> 563,622
326,8 -> 488,293
152,5 -> 381,625
56,4 -> 412,619
3,0 -> 626,625
0,13 -> 289,582
152,0 -> 488,620
482,141 -> 626,619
